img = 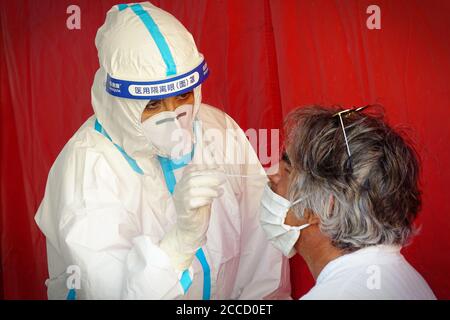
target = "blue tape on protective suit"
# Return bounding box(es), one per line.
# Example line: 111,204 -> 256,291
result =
66,288 -> 76,300
157,130 -> 212,299
158,156 -> 178,195
178,249 -> 211,298
158,151 -> 194,296
117,3 -> 176,76
195,248 -> 211,300
157,149 -> 195,194
117,4 -> 128,11
180,269 -> 193,293
106,59 -> 209,100
94,119 -> 144,175
157,120 -> 198,193
129,3 -> 177,76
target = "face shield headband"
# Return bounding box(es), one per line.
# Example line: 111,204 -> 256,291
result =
106,59 -> 209,100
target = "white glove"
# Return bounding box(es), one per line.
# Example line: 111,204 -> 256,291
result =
160,167 -> 225,271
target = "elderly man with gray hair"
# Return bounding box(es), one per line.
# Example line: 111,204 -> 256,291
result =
260,105 -> 436,299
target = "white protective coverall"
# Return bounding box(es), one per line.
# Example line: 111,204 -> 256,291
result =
35,2 -> 291,300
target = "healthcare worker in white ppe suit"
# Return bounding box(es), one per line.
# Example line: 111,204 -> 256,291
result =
35,2 -> 291,300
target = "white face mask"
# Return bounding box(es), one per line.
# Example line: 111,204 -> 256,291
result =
260,183 -> 310,258
142,104 -> 195,158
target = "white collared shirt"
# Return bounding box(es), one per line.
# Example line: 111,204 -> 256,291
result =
300,245 -> 436,300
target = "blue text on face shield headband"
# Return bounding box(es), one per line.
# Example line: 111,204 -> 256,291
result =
106,60 -> 209,100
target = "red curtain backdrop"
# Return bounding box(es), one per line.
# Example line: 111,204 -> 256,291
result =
1,0 -> 449,299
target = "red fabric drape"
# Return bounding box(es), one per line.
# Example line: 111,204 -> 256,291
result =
1,0 -> 449,299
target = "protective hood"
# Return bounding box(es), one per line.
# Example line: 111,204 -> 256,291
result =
91,2 -> 208,167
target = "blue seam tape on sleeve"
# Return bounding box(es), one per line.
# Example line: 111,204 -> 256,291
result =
113,145 -> 144,175
195,248 -> 211,300
180,269 -> 193,294
66,288 -> 77,300
94,119 -> 144,175
106,59 -> 209,100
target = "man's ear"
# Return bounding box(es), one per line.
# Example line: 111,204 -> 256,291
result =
303,208 -> 320,225
328,194 -> 335,216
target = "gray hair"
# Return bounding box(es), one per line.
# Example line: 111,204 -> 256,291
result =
285,105 -> 421,252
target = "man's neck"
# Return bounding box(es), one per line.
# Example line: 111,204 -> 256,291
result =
298,232 -> 343,281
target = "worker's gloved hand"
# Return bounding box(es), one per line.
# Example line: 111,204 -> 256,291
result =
160,167 -> 226,271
